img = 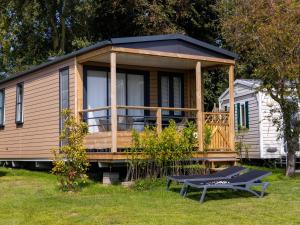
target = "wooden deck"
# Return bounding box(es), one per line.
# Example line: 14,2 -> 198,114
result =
87,151 -> 238,163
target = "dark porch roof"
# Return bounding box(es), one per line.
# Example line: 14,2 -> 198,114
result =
0,34 -> 238,85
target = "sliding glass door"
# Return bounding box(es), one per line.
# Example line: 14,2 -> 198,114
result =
85,67 -> 147,133
86,70 -> 108,133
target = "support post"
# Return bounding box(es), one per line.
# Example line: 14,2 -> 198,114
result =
229,65 -> 235,151
156,108 -> 162,133
196,62 -> 203,151
74,58 -> 83,122
110,52 -> 117,152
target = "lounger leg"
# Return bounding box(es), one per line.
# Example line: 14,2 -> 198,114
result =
260,182 -> 269,197
166,179 -> 172,190
199,186 -> 208,204
180,183 -> 186,196
183,185 -> 190,197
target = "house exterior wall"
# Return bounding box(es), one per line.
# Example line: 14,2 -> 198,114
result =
260,93 -> 285,158
0,58 -> 75,160
220,83 -> 261,158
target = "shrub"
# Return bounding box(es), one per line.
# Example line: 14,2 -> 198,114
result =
51,109 -> 89,191
128,120 -> 197,180
203,124 -> 213,152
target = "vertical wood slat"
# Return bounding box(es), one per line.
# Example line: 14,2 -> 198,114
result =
229,65 -> 235,151
156,108 -> 162,133
110,52 -> 117,152
196,62 -> 203,151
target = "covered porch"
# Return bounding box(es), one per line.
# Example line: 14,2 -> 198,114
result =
74,36 -> 236,163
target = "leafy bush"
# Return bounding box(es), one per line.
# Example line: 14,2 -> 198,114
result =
51,109 -> 89,191
235,126 -> 250,161
203,124 -> 213,152
128,120 -> 198,180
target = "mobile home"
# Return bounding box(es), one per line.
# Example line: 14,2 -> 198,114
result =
0,34 -> 238,168
219,79 -> 300,160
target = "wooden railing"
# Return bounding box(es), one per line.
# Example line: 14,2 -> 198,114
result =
204,112 -> 230,150
79,106 -> 231,151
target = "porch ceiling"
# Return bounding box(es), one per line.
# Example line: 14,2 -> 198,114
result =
86,52 -> 227,70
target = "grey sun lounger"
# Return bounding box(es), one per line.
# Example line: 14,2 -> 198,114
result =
166,166 -> 247,190
181,169 -> 272,203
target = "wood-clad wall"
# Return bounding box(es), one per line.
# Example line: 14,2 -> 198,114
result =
0,59 -> 75,159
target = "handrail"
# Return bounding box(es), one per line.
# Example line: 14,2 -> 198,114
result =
79,105 -> 198,113
79,107 -> 230,116
79,106 -> 111,113
117,105 -> 198,112
203,112 -> 229,115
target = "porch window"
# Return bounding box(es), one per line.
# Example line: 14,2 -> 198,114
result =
108,72 -> 146,131
85,68 -> 147,133
15,83 -> 24,124
0,89 -> 5,126
159,72 -> 183,116
86,70 -> 108,133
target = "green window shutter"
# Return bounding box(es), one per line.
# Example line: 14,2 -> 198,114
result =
237,103 -> 241,130
245,101 -> 249,129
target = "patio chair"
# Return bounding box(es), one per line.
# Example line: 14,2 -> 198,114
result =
181,169 -> 271,204
166,166 -> 247,191
118,115 -> 133,131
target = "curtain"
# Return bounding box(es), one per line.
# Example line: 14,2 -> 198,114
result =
128,74 -> 144,130
87,70 -> 107,133
173,76 -> 182,116
161,76 -> 169,115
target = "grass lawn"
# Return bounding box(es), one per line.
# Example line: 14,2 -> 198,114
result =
0,167 -> 299,225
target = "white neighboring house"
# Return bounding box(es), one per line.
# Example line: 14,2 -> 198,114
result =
219,79 -> 289,159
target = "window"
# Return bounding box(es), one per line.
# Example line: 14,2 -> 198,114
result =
84,67 -> 148,133
0,90 -> 5,126
158,72 -> 183,116
236,101 -> 249,129
60,67 -> 69,128
16,83 -> 24,124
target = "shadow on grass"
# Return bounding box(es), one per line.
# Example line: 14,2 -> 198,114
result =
168,186 -> 269,203
0,170 -> 8,177
185,189 -> 269,203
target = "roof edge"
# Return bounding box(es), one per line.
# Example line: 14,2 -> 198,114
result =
0,40 -> 111,85
0,34 -> 238,85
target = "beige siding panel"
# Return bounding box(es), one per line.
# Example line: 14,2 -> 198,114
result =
0,58 -> 75,160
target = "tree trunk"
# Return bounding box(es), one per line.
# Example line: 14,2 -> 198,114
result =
286,148 -> 296,177
282,109 -> 298,177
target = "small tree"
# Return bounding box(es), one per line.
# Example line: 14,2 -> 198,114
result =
235,127 -> 250,161
52,109 -> 89,191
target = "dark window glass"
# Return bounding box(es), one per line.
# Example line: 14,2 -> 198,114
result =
0,90 -> 5,126
16,83 -> 24,124
159,73 -> 183,116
